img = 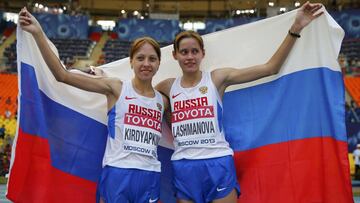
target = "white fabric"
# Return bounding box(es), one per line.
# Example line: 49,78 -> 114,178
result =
102,81 -> 164,172
169,71 -> 233,160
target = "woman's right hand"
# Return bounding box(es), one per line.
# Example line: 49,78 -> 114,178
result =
18,7 -> 43,36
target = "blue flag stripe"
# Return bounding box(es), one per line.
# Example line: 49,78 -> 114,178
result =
19,62 -> 108,182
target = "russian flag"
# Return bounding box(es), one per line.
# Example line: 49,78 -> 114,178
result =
7,7 -> 353,203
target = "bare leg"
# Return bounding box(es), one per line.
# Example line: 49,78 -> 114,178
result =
212,189 -> 238,203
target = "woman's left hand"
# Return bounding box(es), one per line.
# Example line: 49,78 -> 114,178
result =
292,1 -> 323,33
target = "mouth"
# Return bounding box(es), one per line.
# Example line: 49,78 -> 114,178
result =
184,63 -> 197,69
140,68 -> 152,73
184,61 -> 196,66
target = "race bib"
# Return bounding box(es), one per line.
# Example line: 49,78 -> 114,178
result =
172,105 -> 218,148
122,109 -> 161,158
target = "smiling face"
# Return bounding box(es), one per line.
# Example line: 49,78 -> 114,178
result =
173,31 -> 205,74
130,38 -> 160,81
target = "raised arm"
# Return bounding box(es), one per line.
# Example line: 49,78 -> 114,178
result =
212,2 -> 323,96
18,7 -> 118,97
155,78 -> 175,98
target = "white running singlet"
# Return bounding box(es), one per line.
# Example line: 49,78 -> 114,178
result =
102,80 -> 164,172
170,71 -> 233,160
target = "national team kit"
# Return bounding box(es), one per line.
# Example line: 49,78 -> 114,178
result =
170,71 -> 240,202
98,80 -> 164,203
98,72 -> 240,202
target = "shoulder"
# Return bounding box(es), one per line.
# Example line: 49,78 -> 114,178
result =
210,67 -> 232,86
106,77 -> 123,88
159,78 -> 176,87
102,77 -> 123,96
211,68 -> 233,78
155,78 -> 176,96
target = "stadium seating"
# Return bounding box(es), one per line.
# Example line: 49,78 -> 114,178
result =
341,38 -> 360,64
338,38 -> 360,75
100,39 -> 170,64
2,38 -> 95,72
51,38 -> 95,66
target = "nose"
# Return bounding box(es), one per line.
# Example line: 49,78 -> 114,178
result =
186,52 -> 195,59
143,58 -> 151,66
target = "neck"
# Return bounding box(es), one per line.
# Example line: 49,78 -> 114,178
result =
181,71 -> 202,88
132,78 -> 154,97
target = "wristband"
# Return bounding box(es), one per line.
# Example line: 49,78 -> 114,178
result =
288,30 -> 301,38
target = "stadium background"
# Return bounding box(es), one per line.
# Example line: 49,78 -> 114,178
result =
0,0 -> 359,202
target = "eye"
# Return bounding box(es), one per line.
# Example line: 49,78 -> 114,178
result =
192,49 -> 199,54
136,56 -> 144,61
180,50 -> 188,55
149,56 -> 158,62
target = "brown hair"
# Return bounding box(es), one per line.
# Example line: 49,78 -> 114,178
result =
173,30 -> 204,52
129,37 -> 161,61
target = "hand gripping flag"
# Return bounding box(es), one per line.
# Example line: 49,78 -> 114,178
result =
7,8 -> 353,203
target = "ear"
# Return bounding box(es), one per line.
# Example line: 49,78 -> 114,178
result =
130,59 -> 133,69
202,49 -> 205,58
172,50 -> 178,60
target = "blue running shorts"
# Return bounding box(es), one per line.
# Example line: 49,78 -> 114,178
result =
97,166 -> 160,203
172,155 -> 240,202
